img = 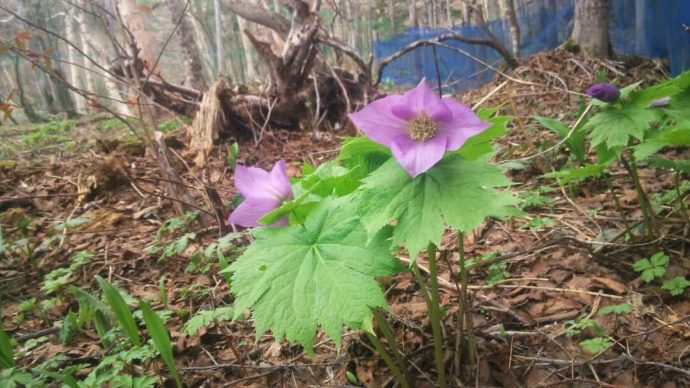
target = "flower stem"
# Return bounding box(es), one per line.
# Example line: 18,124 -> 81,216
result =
603,173 -> 634,242
426,243 -> 447,388
370,308 -> 412,385
457,232 -> 477,368
675,171 -> 690,226
620,153 -> 655,236
366,331 -> 410,388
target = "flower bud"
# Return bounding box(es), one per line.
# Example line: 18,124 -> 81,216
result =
649,96 -> 671,107
585,83 -> 620,102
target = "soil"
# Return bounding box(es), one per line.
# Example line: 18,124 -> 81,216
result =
1,49 -> 689,387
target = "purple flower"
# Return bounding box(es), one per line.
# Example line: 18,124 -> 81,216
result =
348,80 -> 490,178
585,83 -> 620,102
649,96 -> 671,107
227,160 -> 293,227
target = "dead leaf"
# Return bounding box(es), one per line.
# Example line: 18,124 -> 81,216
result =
592,276 -> 628,294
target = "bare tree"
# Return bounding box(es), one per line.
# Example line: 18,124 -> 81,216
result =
119,0 -> 159,76
65,5 -> 86,113
502,0 -> 520,58
571,0 -> 609,58
213,0 -> 224,76
165,0 -> 207,91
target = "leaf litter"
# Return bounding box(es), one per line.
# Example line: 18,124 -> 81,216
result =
1,48 -> 689,386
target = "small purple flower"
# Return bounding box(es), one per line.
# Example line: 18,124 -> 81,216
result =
227,160 -> 293,227
649,96 -> 671,107
348,80 -> 490,178
585,83 -> 620,102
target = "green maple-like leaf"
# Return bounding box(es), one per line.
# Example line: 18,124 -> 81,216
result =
662,277 -> 690,296
356,155 -> 518,258
227,198 -> 403,353
580,337 -> 612,354
587,107 -> 658,150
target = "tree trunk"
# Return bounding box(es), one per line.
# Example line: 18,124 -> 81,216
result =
237,16 -> 259,82
119,0 -> 159,76
634,0 -> 648,53
214,0 -> 225,77
571,0 -> 609,58
64,7 -> 86,113
78,0 -> 97,96
445,0 -> 453,27
503,0 -> 520,58
165,0 -> 207,91
407,0 -> 417,27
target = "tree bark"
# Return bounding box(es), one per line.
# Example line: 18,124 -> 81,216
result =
237,15 -> 259,82
502,0 -> 520,58
77,0 -> 97,96
214,0 -> 225,77
119,0 -> 159,76
407,0 -> 417,27
571,0 -> 609,58
65,6 -> 86,113
165,0 -> 207,91
445,0 -> 453,27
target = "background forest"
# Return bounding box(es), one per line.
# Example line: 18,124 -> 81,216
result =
1,1 -> 690,387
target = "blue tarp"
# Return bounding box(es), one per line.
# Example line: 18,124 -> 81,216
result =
374,0 -> 690,92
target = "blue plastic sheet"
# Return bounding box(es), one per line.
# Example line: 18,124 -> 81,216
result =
374,0 -> 690,92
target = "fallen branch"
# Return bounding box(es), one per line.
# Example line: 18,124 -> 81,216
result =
376,31 -> 518,86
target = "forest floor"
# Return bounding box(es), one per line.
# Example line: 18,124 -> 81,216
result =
1,49 -> 689,387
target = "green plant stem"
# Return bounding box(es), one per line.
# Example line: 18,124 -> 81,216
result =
426,243 -> 447,388
620,154 -> 655,236
371,308 -> 413,386
675,171 -> 690,226
457,232 -> 477,368
366,331 -> 411,388
603,173 -> 634,242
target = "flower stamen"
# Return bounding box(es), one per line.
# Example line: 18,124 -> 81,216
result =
407,112 -> 437,142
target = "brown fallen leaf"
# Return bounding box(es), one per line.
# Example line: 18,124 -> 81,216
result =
592,276 -> 628,294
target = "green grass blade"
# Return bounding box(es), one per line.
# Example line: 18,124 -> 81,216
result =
140,301 -> 181,388
95,276 -> 141,346
0,327 -> 15,368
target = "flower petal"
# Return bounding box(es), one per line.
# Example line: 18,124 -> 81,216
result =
348,95 -> 409,146
403,79 -> 452,122
227,197 -> 284,227
235,162 -> 291,201
234,164 -> 272,199
390,134 -> 448,178
269,160 -> 293,199
437,98 -> 491,150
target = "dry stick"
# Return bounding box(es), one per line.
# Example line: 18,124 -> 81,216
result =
327,64 -> 351,114
472,80 -> 508,110
431,45 -> 443,98
505,81 -> 545,173
501,103 -> 593,165
432,42 -> 586,98
375,32 -> 517,86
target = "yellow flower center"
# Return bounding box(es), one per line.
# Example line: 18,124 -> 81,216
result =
407,112 -> 437,142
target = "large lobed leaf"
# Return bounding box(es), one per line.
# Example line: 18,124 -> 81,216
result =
587,108 -> 658,150
227,198 -> 403,353
356,155 -> 518,258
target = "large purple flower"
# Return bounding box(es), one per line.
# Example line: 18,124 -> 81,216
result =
585,83 -> 620,102
227,160 -> 293,227
348,80 -> 490,178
